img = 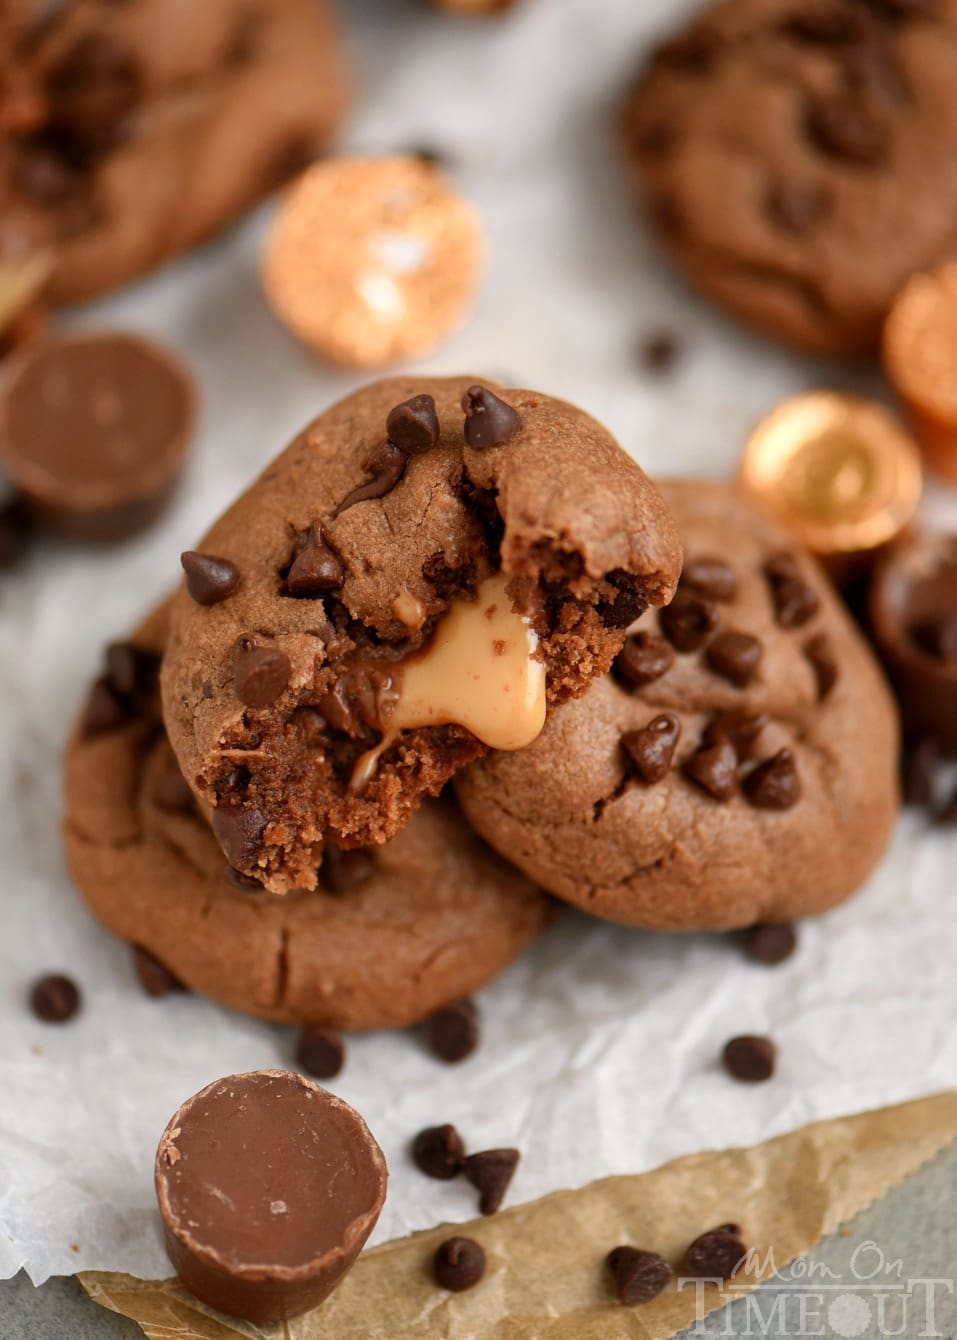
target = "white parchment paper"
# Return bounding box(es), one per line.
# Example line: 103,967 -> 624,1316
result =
2,0 -> 956,1285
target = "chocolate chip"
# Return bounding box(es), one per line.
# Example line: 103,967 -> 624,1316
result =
337,440 -> 408,513
223,865 -> 265,892
705,631 -> 763,687
682,557 -> 738,602
910,614 -> 957,663
462,385 -> 521,449
639,331 -> 681,375
614,631 -> 676,688
763,554 -> 820,628
181,551 -> 240,605
386,394 -> 440,454
296,1027 -> 345,1079
722,1035 -> 777,1083
702,710 -> 768,761
606,1246 -> 674,1307
599,580 -> 646,629
0,496 -> 32,568
211,803 -> 267,870
412,1124 -> 466,1180
804,631 -> 839,699
433,1237 -> 486,1292
423,998 -> 479,1063
153,767 -> 194,814
104,641 -> 158,700
45,32 -> 140,157
284,524 -> 344,596
683,738 -> 739,801
81,676 -> 131,737
766,180 -> 830,234
464,1148 -> 520,1215
659,588 -> 719,652
320,846 -> 376,893
133,947 -> 184,997
622,714 -> 681,784
683,1227 -> 748,1278
233,639 -> 290,708
901,737 -> 938,808
30,974 -> 81,1023
746,923 -> 798,965
744,749 -> 801,810
806,93 -> 887,165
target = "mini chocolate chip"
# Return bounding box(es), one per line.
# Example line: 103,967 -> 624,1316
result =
640,330 -> 681,374
0,496 -> 32,567
285,524 -> 344,596
744,749 -> 801,810
296,1027 -> 345,1079
703,710 -> 768,761
659,588 -> 719,652
806,93 -> 887,164
321,846 -> 376,893
766,180 -> 830,234
910,614 -> 957,663
464,1148 -> 520,1215
386,394 -> 440,454
30,974 -> 81,1023
763,554 -> 820,628
223,865 -> 264,892
901,737 -> 938,808
462,385 -> 521,449
722,1035 -> 777,1082
81,676 -> 131,737
606,1246 -> 674,1307
133,947 -> 184,997
233,639 -> 290,708
423,998 -> 479,1063
705,631 -> 763,687
181,551 -> 240,605
412,1124 -> 466,1180
622,714 -> 681,784
153,767 -> 194,814
746,923 -> 798,965
614,631 -> 676,688
683,738 -> 739,801
337,440 -> 408,513
211,803 -> 267,870
804,631 -> 839,698
681,557 -> 737,602
683,1227 -> 748,1278
433,1237 -> 486,1292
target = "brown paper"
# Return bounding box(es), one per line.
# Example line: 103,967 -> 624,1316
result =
80,1091 -> 957,1340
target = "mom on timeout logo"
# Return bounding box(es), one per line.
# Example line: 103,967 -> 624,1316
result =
678,1239 -> 955,1337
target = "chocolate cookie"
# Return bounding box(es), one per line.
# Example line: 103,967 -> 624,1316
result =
64,601 -> 549,1030
160,376 -> 681,893
456,480 -> 900,930
622,0 -> 957,357
1,0 -> 347,303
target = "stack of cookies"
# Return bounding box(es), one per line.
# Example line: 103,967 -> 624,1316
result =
63,376 -> 899,1034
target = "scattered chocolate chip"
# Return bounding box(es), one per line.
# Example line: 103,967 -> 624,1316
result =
705,631 -> 763,687
386,394 -> 440,455
744,749 -> 801,810
462,385 -> 521,450
81,676 -> 131,737
211,803 -> 267,870
681,557 -> 738,602
683,738 -> 739,801
223,865 -> 264,892
702,710 -> 768,761
910,614 -> 957,663
337,440 -> 408,513
640,330 -> 681,375
423,998 -> 479,1064
285,524 -> 344,596
766,180 -> 830,234
30,973 -> 81,1023
433,1237 -> 486,1292
659,588 -> 719,653
901,737 -> 938,808
0,496 -> 32,568
233,639 -> 290,708
805,93 -> 887,165
746,923 -> 797,965
412,1124 -> 466,1180
45,32 -> 140,157
133,947 -> 184,997
153,767 -> 194,814
622,714 -> 681,784
803,631 -> 840,699
104,641 -> 158,700
614,631 -> 675,688
296,1027 -> 345,1079
763,554 -> 820,628
683,1227 -> 748,1278
606,1246 -> 674,1307
722,1035 -> 776,1083
320,846 -> 376,893
181,551 -> 240,605
464,1148 -> 520,1216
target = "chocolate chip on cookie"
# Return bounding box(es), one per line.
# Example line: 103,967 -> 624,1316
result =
743,749 -> 801,810
386,394 -> 441,454
320,846 -> 376,893
702,709 -> 768,761
705,631 -> 763,687
462,385 -> 521,449
804,631 -> 839,698
764,554 -> 820,628
233,638 -> 291,709
622,714 -> 681,784
613,631 -> 675,688
681,556 -> 737,601
284,524 -> 344,596
133,947 -> 185,998
336,440 -> 409,514
659,588 -> 719,652
684,738 -> 739,801
182,552 -> 240,605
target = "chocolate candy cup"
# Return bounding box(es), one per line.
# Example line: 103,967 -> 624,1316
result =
0,331 -> 195,542
155,1070 -> 387,1323
869,532 -> 957,756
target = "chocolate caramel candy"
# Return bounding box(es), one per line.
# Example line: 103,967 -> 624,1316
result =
155,1070 -> 387,1323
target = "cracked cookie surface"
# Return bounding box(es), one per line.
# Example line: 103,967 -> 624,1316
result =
455,480 -> 899,930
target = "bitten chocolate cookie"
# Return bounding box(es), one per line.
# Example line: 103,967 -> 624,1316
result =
456,480 -> 900,930
1,0 -> 347,304
622,0 -> 957,357
64,601 -> 549,1030
160,376 -> 681,893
